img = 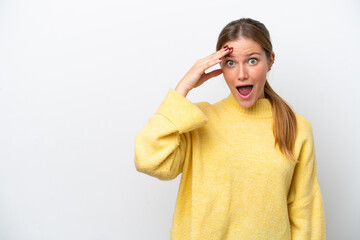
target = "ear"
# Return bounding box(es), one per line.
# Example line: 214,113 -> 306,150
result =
268,52 -> 275,71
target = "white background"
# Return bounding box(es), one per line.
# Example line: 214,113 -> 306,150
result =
1,0 -> 359,239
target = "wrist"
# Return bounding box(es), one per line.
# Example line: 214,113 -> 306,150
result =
175,85 -> 190,98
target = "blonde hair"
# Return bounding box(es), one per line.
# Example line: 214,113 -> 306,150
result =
216,18 -> 298,163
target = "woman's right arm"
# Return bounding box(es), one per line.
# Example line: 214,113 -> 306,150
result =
134,88 -> 208,180
134,45 -> 233,180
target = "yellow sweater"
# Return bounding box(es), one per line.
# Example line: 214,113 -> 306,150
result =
134,88 -> 326,240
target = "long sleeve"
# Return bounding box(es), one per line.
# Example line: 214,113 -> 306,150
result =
134,89 -> 208,180
287,121 -> 326,239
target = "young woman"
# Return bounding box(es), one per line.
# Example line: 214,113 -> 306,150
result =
134,18 -> 326,239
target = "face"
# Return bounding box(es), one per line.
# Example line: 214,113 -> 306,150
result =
220,38 -> 275,108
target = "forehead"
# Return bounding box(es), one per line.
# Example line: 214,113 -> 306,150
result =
224,38 -> 264,57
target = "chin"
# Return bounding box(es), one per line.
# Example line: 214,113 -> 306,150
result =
233,91 -> 256,108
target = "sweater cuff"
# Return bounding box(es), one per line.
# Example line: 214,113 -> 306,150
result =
155,88 -> 209,134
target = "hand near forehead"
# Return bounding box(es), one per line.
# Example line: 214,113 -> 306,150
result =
175,45 -> 233,97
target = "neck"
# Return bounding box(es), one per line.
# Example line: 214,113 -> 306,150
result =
221,92 -> 273,119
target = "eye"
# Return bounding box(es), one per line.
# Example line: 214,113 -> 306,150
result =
249,58 -> 257,65
226,60 -> 235,67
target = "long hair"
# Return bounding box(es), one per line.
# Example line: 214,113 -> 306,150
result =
216,18 -> 298,163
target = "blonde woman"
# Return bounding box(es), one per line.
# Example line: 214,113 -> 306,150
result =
134,18 -> 326,239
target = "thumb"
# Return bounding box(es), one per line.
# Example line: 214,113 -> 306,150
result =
195,69 -> 223,88
204,68 -> 223,81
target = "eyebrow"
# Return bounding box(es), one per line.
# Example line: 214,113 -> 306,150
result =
224,52 -> 261,58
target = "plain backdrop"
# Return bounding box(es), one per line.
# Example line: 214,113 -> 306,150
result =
1,0 -> 359,239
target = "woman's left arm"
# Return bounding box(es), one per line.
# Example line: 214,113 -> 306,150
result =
287,121 -> 326,240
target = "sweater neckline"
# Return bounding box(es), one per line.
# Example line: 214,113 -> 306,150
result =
221,92 -> 273,119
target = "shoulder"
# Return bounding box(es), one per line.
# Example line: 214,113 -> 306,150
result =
294,112 -> 312,130
193,95 -> 229,112
193,100 -> 216,114
294,112 -> 314,143
193,100 -> 223,122
194,101 -> 212,110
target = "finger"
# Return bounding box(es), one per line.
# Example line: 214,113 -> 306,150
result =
202,47 -> 233,68
207,45 -> 231,59
208,46 -> 233,64
207,45 -> 228,56
198,47 -> 233,72
217,47 -> 233,62
218,46 -> 233,58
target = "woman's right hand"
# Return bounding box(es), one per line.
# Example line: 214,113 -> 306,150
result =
175,45 -> 233,97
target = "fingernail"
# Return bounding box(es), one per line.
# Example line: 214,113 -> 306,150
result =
229,47 -> 233,51
223,45 -> 228,49
219,57 -> 224,60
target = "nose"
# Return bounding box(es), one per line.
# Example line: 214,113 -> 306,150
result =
237,64 -> 248,80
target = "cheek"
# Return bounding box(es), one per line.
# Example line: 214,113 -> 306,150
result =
249,67 -> 267,80
223,73 -> 235,85
221,68 -> 234,80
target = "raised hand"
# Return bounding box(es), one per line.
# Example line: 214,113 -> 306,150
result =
175,45 -> 233,97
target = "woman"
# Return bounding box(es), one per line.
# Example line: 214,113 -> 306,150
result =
134,18 -> 326,239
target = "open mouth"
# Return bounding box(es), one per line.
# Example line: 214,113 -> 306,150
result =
236,85 -> 253,97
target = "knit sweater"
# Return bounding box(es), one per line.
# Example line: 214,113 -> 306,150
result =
134,88 -> 326,240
